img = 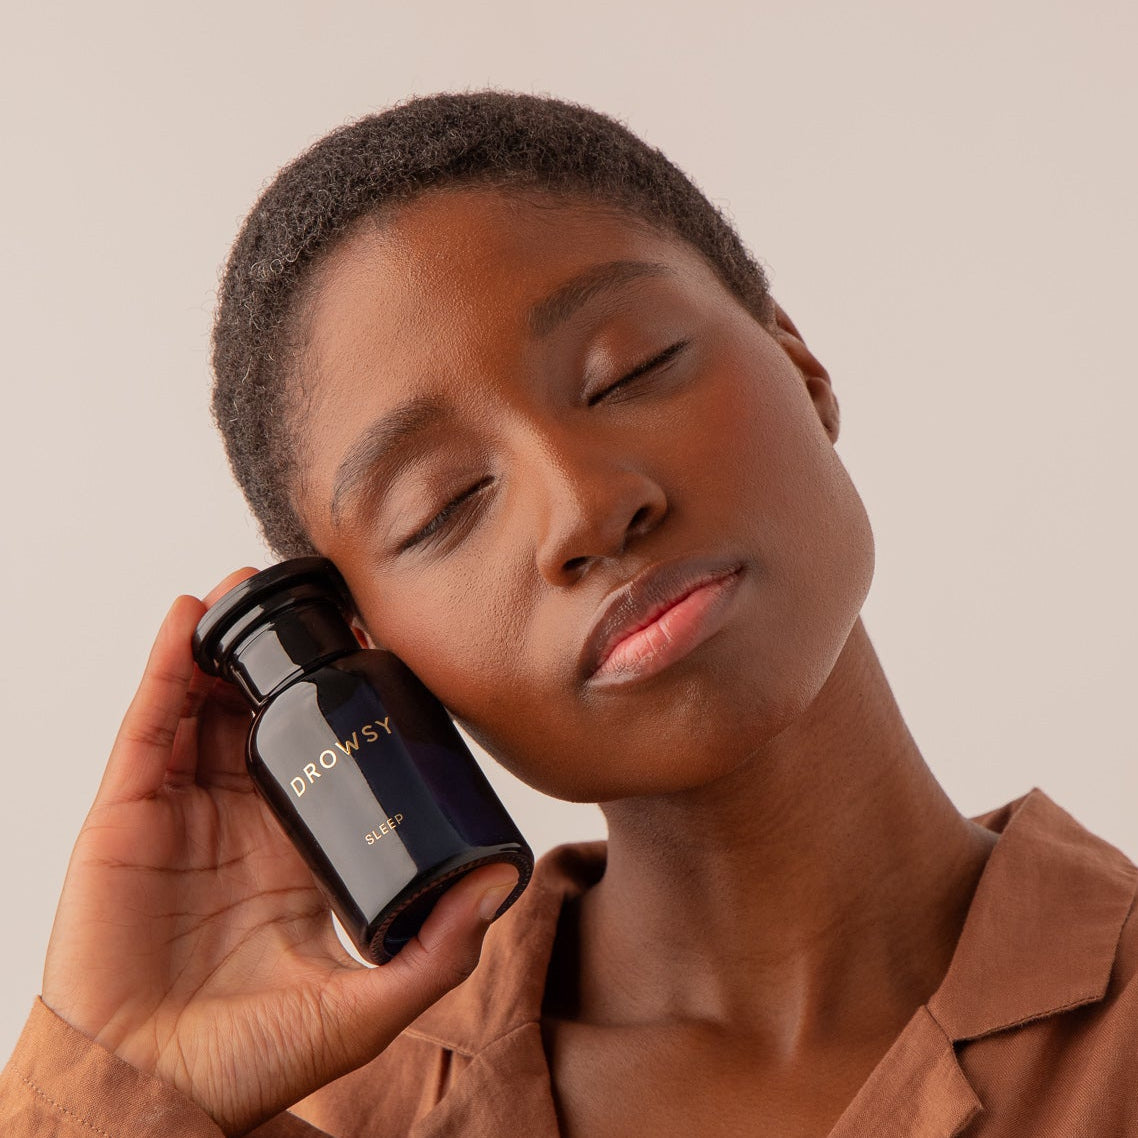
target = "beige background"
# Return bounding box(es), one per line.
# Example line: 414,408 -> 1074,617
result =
1,1 -> 1135,1057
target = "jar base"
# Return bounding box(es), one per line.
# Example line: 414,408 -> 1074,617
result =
366,846 -> 533,964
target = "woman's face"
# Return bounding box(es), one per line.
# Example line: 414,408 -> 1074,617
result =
293,188 -> 874,803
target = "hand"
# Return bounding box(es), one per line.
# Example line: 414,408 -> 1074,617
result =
41,568 -> 520,1136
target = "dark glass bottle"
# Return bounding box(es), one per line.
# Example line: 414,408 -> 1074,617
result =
192,557 -> 534,964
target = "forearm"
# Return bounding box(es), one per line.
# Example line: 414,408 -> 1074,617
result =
0,998 -> 330,1138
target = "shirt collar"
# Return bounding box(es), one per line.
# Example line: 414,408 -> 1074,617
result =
405,840 -> 605,1056
406,787 -> 1138,1057
928,785 -> 1137,1042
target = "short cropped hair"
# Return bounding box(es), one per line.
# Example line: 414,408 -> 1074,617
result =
210,90 -> 776,558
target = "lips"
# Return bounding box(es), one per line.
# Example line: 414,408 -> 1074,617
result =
579,556 -> 744,681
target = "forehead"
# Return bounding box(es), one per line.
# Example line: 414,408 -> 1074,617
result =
301,188 -> 718,373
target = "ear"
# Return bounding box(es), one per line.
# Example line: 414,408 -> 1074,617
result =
350,619 -> 378,650
769,301 -> 840,444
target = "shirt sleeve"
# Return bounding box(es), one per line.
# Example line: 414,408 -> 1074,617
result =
0,997 -> 332,1138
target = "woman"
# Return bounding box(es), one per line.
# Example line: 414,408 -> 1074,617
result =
3,92 -> 1135,1137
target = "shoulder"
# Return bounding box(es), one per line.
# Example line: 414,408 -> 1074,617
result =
1099,869 -> 1138,1023
949,789 -> 1138,1127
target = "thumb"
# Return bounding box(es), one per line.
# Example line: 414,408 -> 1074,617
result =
395,862 -> 523,985
327,864 -> 522,1055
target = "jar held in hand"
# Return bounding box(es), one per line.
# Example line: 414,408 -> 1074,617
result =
192,556 -> 534,964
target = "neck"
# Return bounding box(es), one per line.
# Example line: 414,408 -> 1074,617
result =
551,617 -> 998,1059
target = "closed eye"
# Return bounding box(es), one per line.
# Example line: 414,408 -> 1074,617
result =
401,476 -> 493,551
586,339 -> 690,407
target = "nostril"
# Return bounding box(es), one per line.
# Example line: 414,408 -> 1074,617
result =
628,505 -> 653,533
563,554 -> 590,575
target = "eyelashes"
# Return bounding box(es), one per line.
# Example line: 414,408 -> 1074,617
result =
585,338 -> 690,406
400,338 -> 691,552
400,475 -> 493,551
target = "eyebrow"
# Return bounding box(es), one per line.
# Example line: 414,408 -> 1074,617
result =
329,258 -> 675,528
528,259 -> 673,337
330,396 -> 448,528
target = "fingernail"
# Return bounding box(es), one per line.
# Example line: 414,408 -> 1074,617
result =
477,874 -> 519,921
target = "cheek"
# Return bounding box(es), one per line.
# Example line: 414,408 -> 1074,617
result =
709,339 -> 866,564
713,350 -> 876,702
357,570 -> 532,714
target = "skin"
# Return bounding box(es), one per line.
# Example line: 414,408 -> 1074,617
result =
287,188 -> 1000,1136
41,570 -> 521,1137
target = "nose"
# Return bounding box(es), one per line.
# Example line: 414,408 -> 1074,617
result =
529,428 -> 669,586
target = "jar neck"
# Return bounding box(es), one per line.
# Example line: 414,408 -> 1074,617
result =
224,600 -> 359,706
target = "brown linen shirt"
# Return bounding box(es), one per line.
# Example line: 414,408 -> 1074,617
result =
3,785 -> 1137,1137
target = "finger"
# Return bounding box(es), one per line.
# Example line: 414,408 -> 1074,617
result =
182,568 -> 267,785
166,568 -> 261,783
192,682 -> 256,785
203,565 -> 261,608
322,864 -> 523,1063
96,594 -> 207,806
175,650 -> 225,725
142,565 -> 259,732
166,674 -> 242,784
